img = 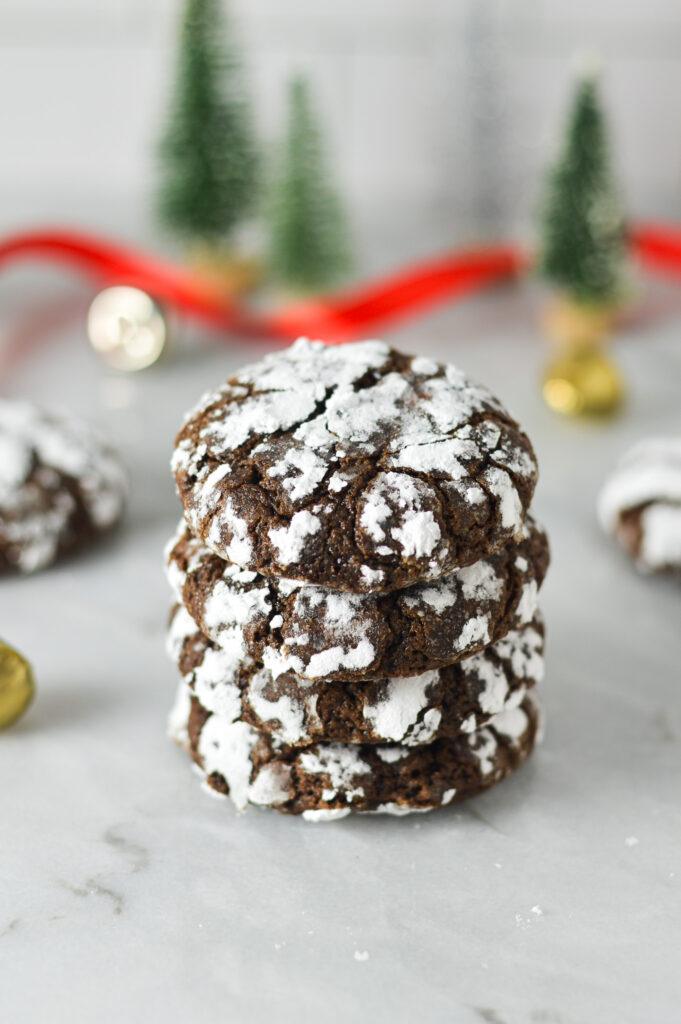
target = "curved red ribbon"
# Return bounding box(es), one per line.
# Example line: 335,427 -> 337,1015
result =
0,223 -> 679,345
630,222 -> 681,278
0,229 -> 528,343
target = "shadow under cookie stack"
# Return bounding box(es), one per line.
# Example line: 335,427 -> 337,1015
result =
165,339 -> 549,821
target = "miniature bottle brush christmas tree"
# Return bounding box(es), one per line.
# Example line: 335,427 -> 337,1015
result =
538,68 -> 627,416
268,75 -> 352,294
155,0 -> 259,291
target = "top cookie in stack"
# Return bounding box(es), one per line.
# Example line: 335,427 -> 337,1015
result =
171,338 -> 538,593
166,338 -> 549,820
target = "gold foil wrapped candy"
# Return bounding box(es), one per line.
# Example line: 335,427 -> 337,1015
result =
0,640 -> 35,729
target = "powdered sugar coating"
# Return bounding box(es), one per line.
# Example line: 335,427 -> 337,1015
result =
166,518 -> 549,682
168,602 -> 545,747
599,437 -> 681,571
0,399 -> 126,573
169,687 -> 541,817
172,338 -> 538,593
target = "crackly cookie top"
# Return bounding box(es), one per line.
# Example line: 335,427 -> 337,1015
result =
172,338 -> 538,593
165,518 -> 548,682
169,686 -> 541,818
599,437 -> 681,572
168,602 -> 544,748
0,399 -> 126,574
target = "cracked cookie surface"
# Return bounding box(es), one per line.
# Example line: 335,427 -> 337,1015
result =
165,518 -> 549,682
169,686 -> 541,818
168,602 -> 544,747
0,399 -> 126,574
172,338 -> 538,593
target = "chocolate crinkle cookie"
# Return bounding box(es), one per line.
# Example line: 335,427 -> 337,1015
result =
0,399 -> 126,574
172,338 -> 538,593
599,437 -> 681,574
168,603 -> 545,747
169,686 -> 542,819
165,517 -> 549,682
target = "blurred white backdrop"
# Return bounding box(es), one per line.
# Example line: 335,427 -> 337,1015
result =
1,0 -> 681,269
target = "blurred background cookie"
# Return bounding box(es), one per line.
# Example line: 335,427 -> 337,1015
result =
0,399 -> 127,574
599,437 -> 681,575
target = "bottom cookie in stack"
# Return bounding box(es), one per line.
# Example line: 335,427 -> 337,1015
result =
170,687 -> 541,821
166,606 -> 545,821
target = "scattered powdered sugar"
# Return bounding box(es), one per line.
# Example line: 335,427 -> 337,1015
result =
483,467 -> 524,532
467,700 -> 532,777
410,356 -> 439,376
360,565 -> 385,586
489,703 -> 530,741
392,511 -> 441,558
458,559 -> 503,602
248,764 -> 292,806
404,581 -> 458,613
359,491 -> 391,541
469,729 -> 498,776
408,708 -> 443,745
363,671 -> 439,743
391,436 -> 480,478
247,668 -> 309,744
375,747 -> 409,763
0,434 -> 32,496
492,623 -> 545,685
268,510 -> 321,564
328,471 -> 350,493
515,580 -> 539,625
298,744 -> 371,803
208,495 -> 252,564
456,615 -> 491,652
304,640 -> 376,679
167,604 -> 246,721
197,718 -> 260,811
265,445 -> 328,503
366,803 -> 433,817
639,503 -> 681,569
302,808 -> 351,822
167,683 -> 192,746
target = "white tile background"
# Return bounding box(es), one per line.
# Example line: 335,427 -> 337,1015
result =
1,0 -> 681,266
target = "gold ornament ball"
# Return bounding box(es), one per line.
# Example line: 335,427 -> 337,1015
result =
87,287 -> 168,371
542,345 -> 625,417
0,641 -> 35,729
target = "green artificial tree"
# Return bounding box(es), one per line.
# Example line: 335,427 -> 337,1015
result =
156,0 -> 258,247
539,71 -> 626,309
268,75 -> 352,292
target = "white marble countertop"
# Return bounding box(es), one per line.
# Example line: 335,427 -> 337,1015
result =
2,274 -> 680,1024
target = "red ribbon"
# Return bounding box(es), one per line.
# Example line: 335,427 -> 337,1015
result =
0,229 -> 528,343
630,222 -> 681,278
0,223 -> 679,345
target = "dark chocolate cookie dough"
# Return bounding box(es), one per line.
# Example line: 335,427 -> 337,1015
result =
172,339 -> 538,593
169,686 -> 541,818
0,399 -> 126,574
168,602 -> 545,747
166,518 -> 549,682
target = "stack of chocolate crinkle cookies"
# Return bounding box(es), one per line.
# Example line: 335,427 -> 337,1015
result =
165,338 -> 550,822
